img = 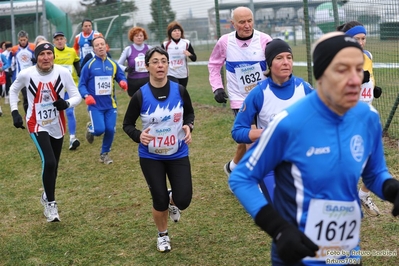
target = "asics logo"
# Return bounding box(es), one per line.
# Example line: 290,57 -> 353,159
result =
306,146 -> 330,157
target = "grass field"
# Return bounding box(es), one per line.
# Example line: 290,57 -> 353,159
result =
0,61 -> 399,265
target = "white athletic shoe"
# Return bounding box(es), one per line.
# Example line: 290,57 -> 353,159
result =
43,201 -> 60,222
224,162 -> 233,193
224,162 -> 232,177
157,235 -> 171,252
69,138 -> 80,150
40,192 -> 48,206
0,106 -> 2,117
168,190 -> 181,222
361,196 -> 380,217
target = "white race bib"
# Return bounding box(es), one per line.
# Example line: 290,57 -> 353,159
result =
169,54 -> 185,69
359,81 -> 373,105
82,46 -> 93,58
148,125 -> 179,155
235,62 -> 263,94
35,102 -> 59,127
304,199 -> 361,261
94,76 -> 112,95
135,55 -> 147,72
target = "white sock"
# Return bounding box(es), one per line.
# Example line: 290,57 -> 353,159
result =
158,230 -> 168,237
359,188 -> 370,200
70,135 -> 75,141
229,160 -> 237,171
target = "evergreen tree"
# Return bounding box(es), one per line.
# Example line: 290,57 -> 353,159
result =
148,0 -> 176,44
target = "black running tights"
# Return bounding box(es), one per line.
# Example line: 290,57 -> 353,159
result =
31,131 -> 64,202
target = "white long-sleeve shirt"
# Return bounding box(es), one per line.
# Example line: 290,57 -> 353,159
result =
9,64 -> 81,138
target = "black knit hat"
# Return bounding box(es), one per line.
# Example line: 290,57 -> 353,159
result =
265,39 -> 292,68
34,42 -> 54,59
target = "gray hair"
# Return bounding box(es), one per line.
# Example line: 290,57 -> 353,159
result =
34,35 -> 47,46
17,30 -> 29,39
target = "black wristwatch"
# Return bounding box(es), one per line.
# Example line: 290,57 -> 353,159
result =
188,123 -> 194,132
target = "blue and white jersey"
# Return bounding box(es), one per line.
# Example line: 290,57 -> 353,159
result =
138,81 -> 188,160
78,55 -> 126,110
229,91 -> 392,265
225,29 -> 267,101
232,75 -> 313,144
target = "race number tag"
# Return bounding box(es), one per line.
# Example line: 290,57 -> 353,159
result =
235,62 -> 263,94
94,76 -> 112,95
135,55 -> 147,72
359,81 -> 373,105
169,54 -> 185,69
82,45 -> 93,58
35,102 -> 59,127
304,199 -> 361,261
148,126 -> 179,155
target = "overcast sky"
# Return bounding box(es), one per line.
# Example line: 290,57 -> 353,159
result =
48,0 -> 227,22
46,0 -> 285,23
46,0 -> 395,24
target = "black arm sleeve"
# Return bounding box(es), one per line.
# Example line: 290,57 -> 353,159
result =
180,84 -> 195,126
73,61 -> 81,77
122,90 -> 143,143
81,53 -> 93,68
187,43 -> 197,62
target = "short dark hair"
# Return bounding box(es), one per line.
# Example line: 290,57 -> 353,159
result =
166,21 -> 185,39
91,36 -> 106,46
336,21 -> 363,32
145,46 -> 169,66
81,19 -> 93,27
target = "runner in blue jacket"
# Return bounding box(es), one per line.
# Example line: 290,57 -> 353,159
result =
229,32 -> 399,266
79,36 -> 127,164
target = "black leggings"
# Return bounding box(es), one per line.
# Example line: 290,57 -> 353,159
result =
31,132 -> 64,202
167,76 -> 188,88
5,71 -> 12,96
140,156 -> 192,211
127,77 -> 149,97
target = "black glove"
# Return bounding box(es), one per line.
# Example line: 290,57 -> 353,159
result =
53,98 -> 70,111
255,205 -> 319,264
374,86 -> 382,98
214,88 -> 228,103
12,110 -> 25,129
362,70 -> 370,84
383,178 -> 399,216
125,66 -> 133,73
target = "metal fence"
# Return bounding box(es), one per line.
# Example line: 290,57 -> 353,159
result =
1,0 -> 399,138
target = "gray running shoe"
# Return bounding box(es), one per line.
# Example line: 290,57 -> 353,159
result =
99,152 -> 113,164
43,201 -> 60,222
86,122 -> 94,144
